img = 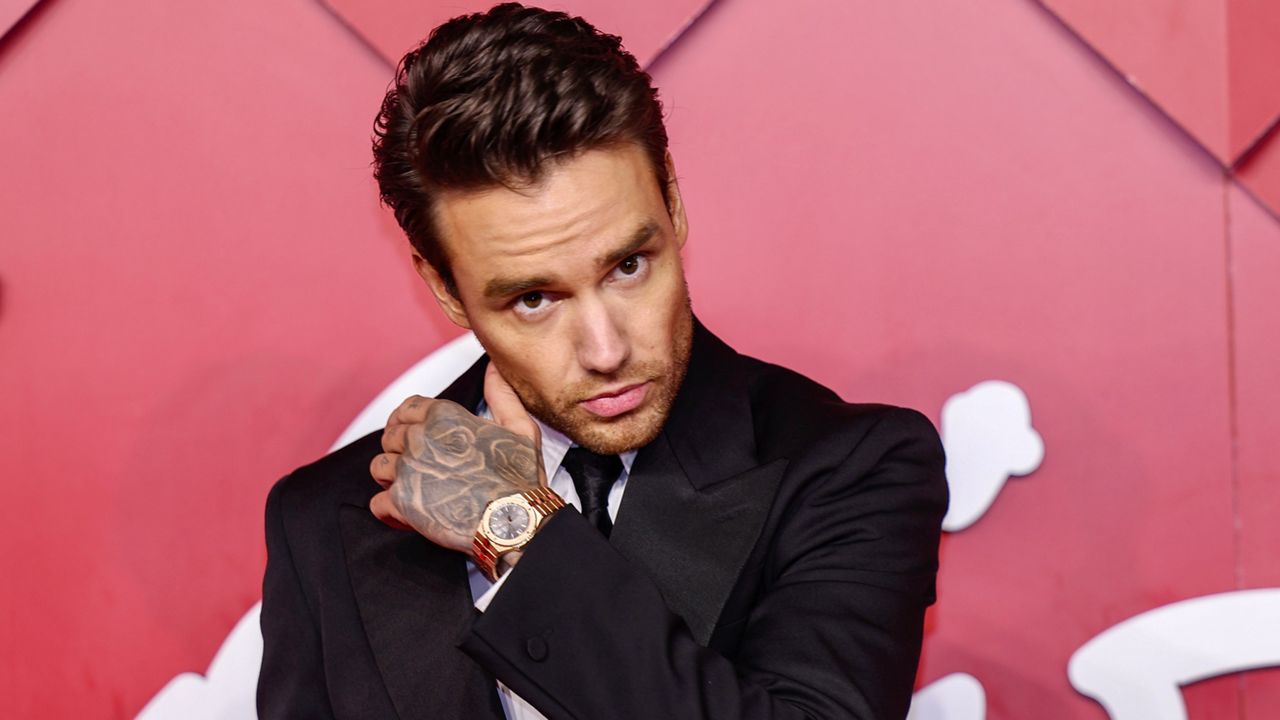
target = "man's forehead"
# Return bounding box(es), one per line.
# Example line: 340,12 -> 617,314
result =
431,145 -> 669,288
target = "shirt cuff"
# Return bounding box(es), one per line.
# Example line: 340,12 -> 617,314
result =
474,564 -> 515,612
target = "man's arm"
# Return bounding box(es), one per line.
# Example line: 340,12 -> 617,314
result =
461,407 -> 946,720
258,480 -> 337,720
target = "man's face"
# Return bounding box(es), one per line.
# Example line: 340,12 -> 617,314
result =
417,144 -> 693,454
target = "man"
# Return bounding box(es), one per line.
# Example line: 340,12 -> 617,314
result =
258,4 -> 947,719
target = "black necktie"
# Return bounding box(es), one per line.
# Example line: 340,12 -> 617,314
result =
561,447 -> 623,538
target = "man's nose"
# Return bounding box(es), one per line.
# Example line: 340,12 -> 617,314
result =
575,300 -> 629,375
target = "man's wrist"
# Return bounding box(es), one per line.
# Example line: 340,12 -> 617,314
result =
471,487 -> 564,581
496,550 -> 523,576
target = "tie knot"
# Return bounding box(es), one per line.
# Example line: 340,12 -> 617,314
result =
561,447 -> 623,537
562,447 -> 623,484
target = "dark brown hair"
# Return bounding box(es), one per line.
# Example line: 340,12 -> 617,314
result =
371,3 -> 670,295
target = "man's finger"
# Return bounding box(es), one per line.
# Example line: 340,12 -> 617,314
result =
386,394 -> 433,428
381,421 -> 410,453
370,490 -> 414,531
484,363 -> 540,443
370,453 -> 398,489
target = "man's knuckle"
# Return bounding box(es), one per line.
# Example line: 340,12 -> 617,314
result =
390,480 -> 411,506
394,453 -> 416,478
428,399 -> 468,420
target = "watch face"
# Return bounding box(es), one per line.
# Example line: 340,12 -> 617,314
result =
488,503 -> 531,541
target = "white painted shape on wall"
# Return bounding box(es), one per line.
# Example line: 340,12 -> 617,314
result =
906,672 -> 986,720
330,332 -> 486,449
1069,588 -> 1280,720
939,380 -> 1043,531
136,602 -> 263,720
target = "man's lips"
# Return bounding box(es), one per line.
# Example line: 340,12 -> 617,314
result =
579,382 -> 649,418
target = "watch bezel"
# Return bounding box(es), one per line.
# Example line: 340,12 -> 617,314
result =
479,494 -> 539,550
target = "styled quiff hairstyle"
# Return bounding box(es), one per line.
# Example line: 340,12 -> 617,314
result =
371,3 -> 671,295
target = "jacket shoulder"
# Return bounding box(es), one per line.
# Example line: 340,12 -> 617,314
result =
739,355 -> 941,460
738,356 -> 948,598
267,430 -> 386,526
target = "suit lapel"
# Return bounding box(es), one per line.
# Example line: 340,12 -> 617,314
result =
341,356 -> 503,719
611,437 -> 785,646
611,321 -> 788,645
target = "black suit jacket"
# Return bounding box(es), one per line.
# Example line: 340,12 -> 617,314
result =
259,321 -> 948,719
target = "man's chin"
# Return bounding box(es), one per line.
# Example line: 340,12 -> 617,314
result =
543,404 -> 666,455
573,418 -> 664,455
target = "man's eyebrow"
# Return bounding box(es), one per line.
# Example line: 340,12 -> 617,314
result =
484,274 -> 554,300
481,222 -> 660,300
597,222 -> 659,269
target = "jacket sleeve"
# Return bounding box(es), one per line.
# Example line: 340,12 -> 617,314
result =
257,478 -> 337,720
459,407 -> 948,720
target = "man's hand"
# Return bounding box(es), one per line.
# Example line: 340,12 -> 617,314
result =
369,363 -> 547,553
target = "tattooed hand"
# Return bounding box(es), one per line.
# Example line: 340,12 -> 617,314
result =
369,363 -> 548,553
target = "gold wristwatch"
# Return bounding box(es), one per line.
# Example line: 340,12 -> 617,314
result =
472,486 -> 566,582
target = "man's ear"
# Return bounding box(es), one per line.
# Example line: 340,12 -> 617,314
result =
664,151 -> 689,250
412,253 -> 472,329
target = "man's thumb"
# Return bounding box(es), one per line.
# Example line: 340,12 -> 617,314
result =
484,363 -> 540,443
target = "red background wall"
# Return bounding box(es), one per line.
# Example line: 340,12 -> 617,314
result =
1,0 -> 1277,717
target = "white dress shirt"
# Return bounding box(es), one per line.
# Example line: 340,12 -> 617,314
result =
469,402 -> 635,720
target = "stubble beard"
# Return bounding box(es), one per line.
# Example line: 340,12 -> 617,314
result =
506,300 -> 693,456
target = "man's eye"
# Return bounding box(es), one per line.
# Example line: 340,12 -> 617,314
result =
512,291 -> 553,318
613,254 -> 651,281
